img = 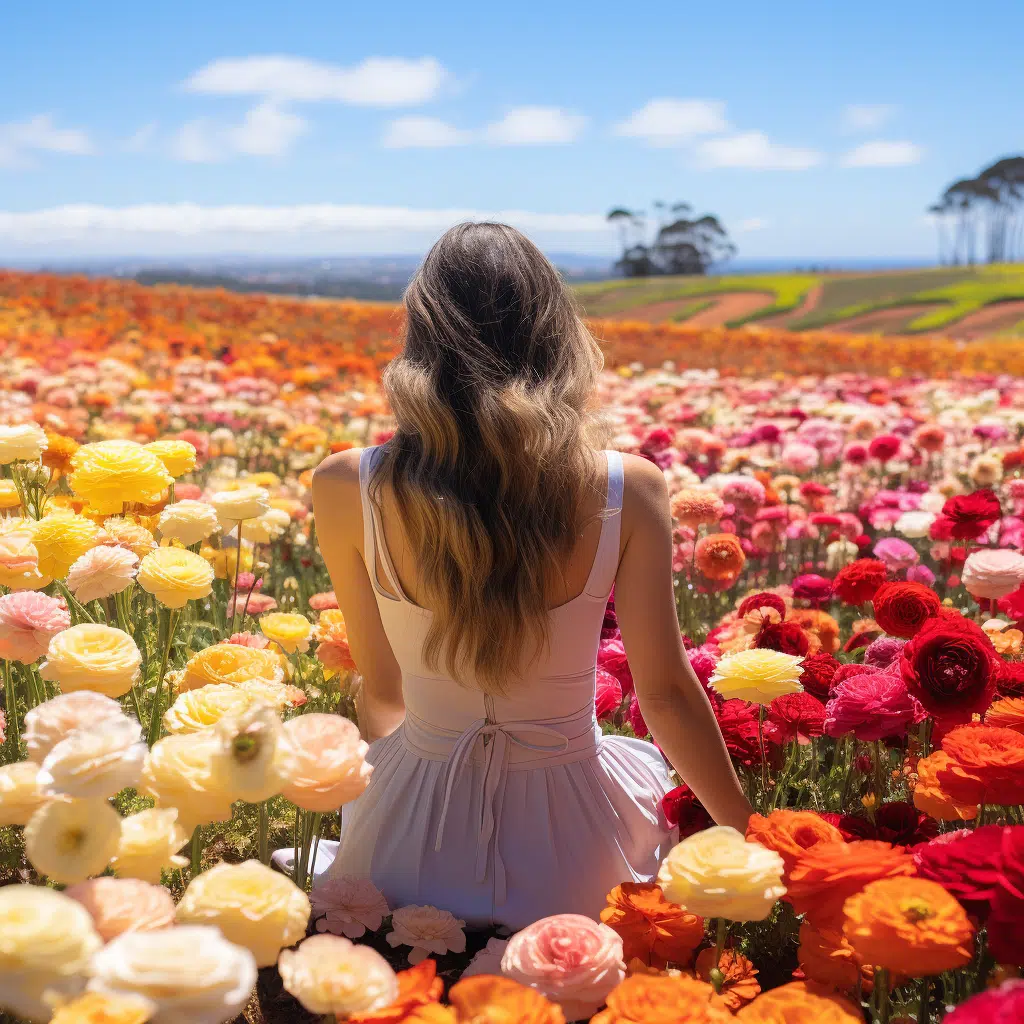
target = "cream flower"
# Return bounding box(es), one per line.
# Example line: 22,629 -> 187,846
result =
39,624 -> 142,699
259,611 -> 313,653
24,691 -> 127,763
180,643 -> 284,692
65,877 -> 177,942
0,885 -> 101,1021
281,714 -> 372,812
0,519 -> 45,590
110,808 -> 188,884
162,682 -> 262,734
227,507 -> 290,545
0,478 -> 19,510
99,518 -> 157,560
210,486 -> 270,526
311,876 -> 390,938
386,905 -> 467,965
88,925 -> 257,1024
24,798 -> 122,886
37,716 -> 146,800
176,860 -> 311,967
31,510 -> 99,580
709,648 -> 804,705
213,705 -> 289,803
48,991 -> 156,1024
657,826 -> 787,921
137,548 -> 214,609
0,422 -> 48,464
825,538 -> 859,572
279,935 -> 398,1017
69,441 -> 172,514
962,548 -> 1024,600
895,510 -> 935,539
156,500 -> 221,547
140,731 -> 235,833
143,439 -> 197,478
0,761 -> 48,826
66,546 -> 139,603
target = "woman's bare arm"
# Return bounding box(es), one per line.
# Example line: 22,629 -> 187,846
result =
614,454 -> 753,833
311,449 -> 406,743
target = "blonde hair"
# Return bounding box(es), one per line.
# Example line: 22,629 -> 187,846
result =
373,222 -> 604,692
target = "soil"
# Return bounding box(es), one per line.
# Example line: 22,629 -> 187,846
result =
824,304 -> 945,335
621,291 -> 775,325
756,283 -> 823,328
945,299 -> 1024,339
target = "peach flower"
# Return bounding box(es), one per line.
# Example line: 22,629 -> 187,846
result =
23,691 -> 127,763
66,545 -> 139,603
0,590 -> 70,663
501,913 -> 626,1021
311,875 -> 390,938
65,877 -> 177,942
280,713 -> 372,811
0,761 -> 49,826
387,905 -> 467,966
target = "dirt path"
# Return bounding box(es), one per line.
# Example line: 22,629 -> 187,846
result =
826,304 -> 945,335
621,291 -> 774,325
757,282 -> 824,328
946,300 -> 1024,339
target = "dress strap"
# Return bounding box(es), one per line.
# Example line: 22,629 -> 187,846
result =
359,447 -> 408,603
583,450 -> 624,598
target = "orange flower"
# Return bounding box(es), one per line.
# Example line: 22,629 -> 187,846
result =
842,877 -> 975,977
591,974 -> 731,1024
938,724 -> 1024,806
694,947 -> 760,1012
446,976 -> 566,1024
403,1007 -> 458,1024
797,919 -> 874,994
695,533 -> 746,582
601,883 -> 705,968
786,841 -> 917,928
912,751 -> 977,822
351,960 -> 444,1023
745,811 -> 844,876
736,981 -> 862,1023
984,697 -> 1024,735
788,609 -> 840,655
42,431 -> 79,479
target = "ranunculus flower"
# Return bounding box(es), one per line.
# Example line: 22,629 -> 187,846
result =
213,705 -> 289,803
48,992 -> 155,1024
734,980 -> 862,1023
280,713 -> 372,811
0,520 -> 43,590
501,913 -> 625,1021
765,692 -> 826,742
986,696 -> 1024,734
912,825 -> 1006,917
0,422 -> 47,464
872,581 -> 940,638
600,882 -> 704,968
259,610 -> 313,653
942,488 -> 1002,541
596,667 -> 623,720
37,715 -> 146,800
163,682 -> 263,734
98,517 -> 156,560
180,643 -> 284,691
660,783 -> 714,837
962,548 -> 1024,600
912,751 -> 978,822
137,547 -> 214,608
590,973 -> 729,1024
24,797 -> 122,885
599,637 -> 634,695
937,724 -> 1024,806
657,826 -> 786,921
870,800 -> 937,846
31,510 -> 100,580
311,875 -> 390,938
143,439 -> 197,478
87,924 -> 257,1024
797,919 -> 872,992
450,976 -> 566,1024
670,488 -> 725,529
824,672 -> 923,741
832,559 -> 888,605
791,574 -> 832,605
943,981 -> 1024,1024
387,905 -> 467,966
210,485 -> 271,526
0,885 -> 101,1021
176,859 -> 310,967
872,537 -> 919,573
280,934 -> 399,1018
695,533 -> 746,581
900,615 -> 998,724
710,648 -> 804,704
863,635 -> 907,669
66,877 -> 177,942
0,761 -> 48,826
157,499 -> 221,546
39,623 -> 142,698
798,652 -> 840,701
694,947 -> 760,1012
23,691 -> 126,763
0,590 -> 70,663
754,620 -> 811,657
745,810 -> 844,877
111,807 -> 188,883
66,545 -> 139,603
69,440 -> 173,514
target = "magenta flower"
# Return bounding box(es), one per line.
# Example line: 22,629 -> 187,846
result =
824,672 -> 924,741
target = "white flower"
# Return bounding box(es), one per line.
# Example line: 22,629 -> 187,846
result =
825,538 -> 859,572
24,797 -> 122,886
228,507 -> 290,545
37,716 -> 146,800
895,510 -> 935,539
311,876 -> 389,939
66,546 -> 139,603
23,691 -> 126,763
88,925 -> 257,1024
0,423 -> 47,465
157,500 -> 221,547
386,905 -> 467,965
210,486 -> 270,527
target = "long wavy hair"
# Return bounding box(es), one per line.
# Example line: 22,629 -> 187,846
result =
371,222 -> 605,692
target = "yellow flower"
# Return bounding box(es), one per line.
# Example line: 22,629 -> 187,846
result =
176,860 -> 311,967
31,510 -> 100,579
110,808 -> 188,884
180,643 -> 284,692
69,440 -> 173,514
0,422 -> 47,464
0,518 -> 45,590
657,826 -> 787,922
39,624 -> 142,698
48,991 -> 155,1024
157,500 -> 220,547
232,507 -> 290,544
0,761 -> 49,826
0,478 -> 20,510
210,486 -> 270,526
143,439 -> 197,478
24,797 -> 122,885
0,885 -> 101,1021
139,731 -> 234,833
201,542 -> 253,580
709,648 -> 804,705
260,611 -> 313,654
163,683 -> 263,734
99,517 -> 157,560
279,935 -> 398,1017
137,547 -> 214,608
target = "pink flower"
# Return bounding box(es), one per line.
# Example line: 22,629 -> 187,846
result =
227,592 -> 277,617
308,591 -> 339,611
221,631 -> 270,649
595,668 -> 622,721
173,482 -> 203,500
824,672 -> 924,741
627,695 -> 648,738
598,637 -> 633,696
280,714 -> 372,812
872,537 -> 920,573
311,876 -> 389,939
0,591 -> 70,664
65,877 -> 176,942
500,914 -> 625,1021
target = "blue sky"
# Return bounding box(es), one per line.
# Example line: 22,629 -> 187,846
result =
1,0 -> 1021,262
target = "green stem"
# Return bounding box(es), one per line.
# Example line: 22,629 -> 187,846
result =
710,918 -> 728,995
3,658 -> 20,758
875,967 -> 891,1024
258,801 -> 270,865
189,825 -> 204,877
147,606 -> 180,745
230,520 -> 244,634
917,977 -> 929,1024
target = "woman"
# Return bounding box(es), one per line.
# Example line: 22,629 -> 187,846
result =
311,223 -> 752,929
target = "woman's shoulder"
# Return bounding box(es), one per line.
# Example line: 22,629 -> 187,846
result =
311,447 -> 367,493
618,451 -> 670,501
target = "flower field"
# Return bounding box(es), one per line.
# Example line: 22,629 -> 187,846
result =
0,270 -> 1024,1023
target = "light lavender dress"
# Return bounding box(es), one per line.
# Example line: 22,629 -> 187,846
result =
319,447 -> 674,930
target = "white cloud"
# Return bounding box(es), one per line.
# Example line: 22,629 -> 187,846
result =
614,99 -> 729,146
230,101 -> 307,156
483,107 -> 586,145
736,217 -> 769,233
0,203 -> 608,244
183,55 -> 447,106
0,114 -> 93,167
695,131 -> 822,170
124,123 -> 157,153
382,117 -> 472,149
170,119 -> 223,163
841,104 -> 896,132
840,140 -> 924,167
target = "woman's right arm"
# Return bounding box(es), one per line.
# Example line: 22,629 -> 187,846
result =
613,454 -> 753,833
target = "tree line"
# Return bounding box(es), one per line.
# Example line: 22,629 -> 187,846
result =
928,156 -> 1024,265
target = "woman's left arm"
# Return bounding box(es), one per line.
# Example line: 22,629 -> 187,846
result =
311,449 -> 405,743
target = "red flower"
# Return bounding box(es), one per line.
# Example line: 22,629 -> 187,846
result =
595,668 -> 623,721
900,616 -> 999,724
628,695 -> 649,738
766,692 -> 826,742
660,784 -> 714,837
912,826 -> 1008,918
792,574 -> 833,605
871,800 -> 938,846
832,559 -> 888,605
824,672 -> 923,741
868,435 -> 902,461
818,813 -> 875,842
755,620 -> 811,657
943,981 -> 1024,1023
715,699 -> 779,767
987,826 -> 1024,965
598,637 -> 634,696
998,661 -> 1024,699
941,488 -> 1002,541
799,652 -> 840,701
737,592 -> 787,621
872,581 -> 941,639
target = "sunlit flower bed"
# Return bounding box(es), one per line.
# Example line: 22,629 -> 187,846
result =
0,273 -> 1023,1023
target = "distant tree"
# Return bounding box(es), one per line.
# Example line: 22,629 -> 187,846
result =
606,201 -> 735,277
